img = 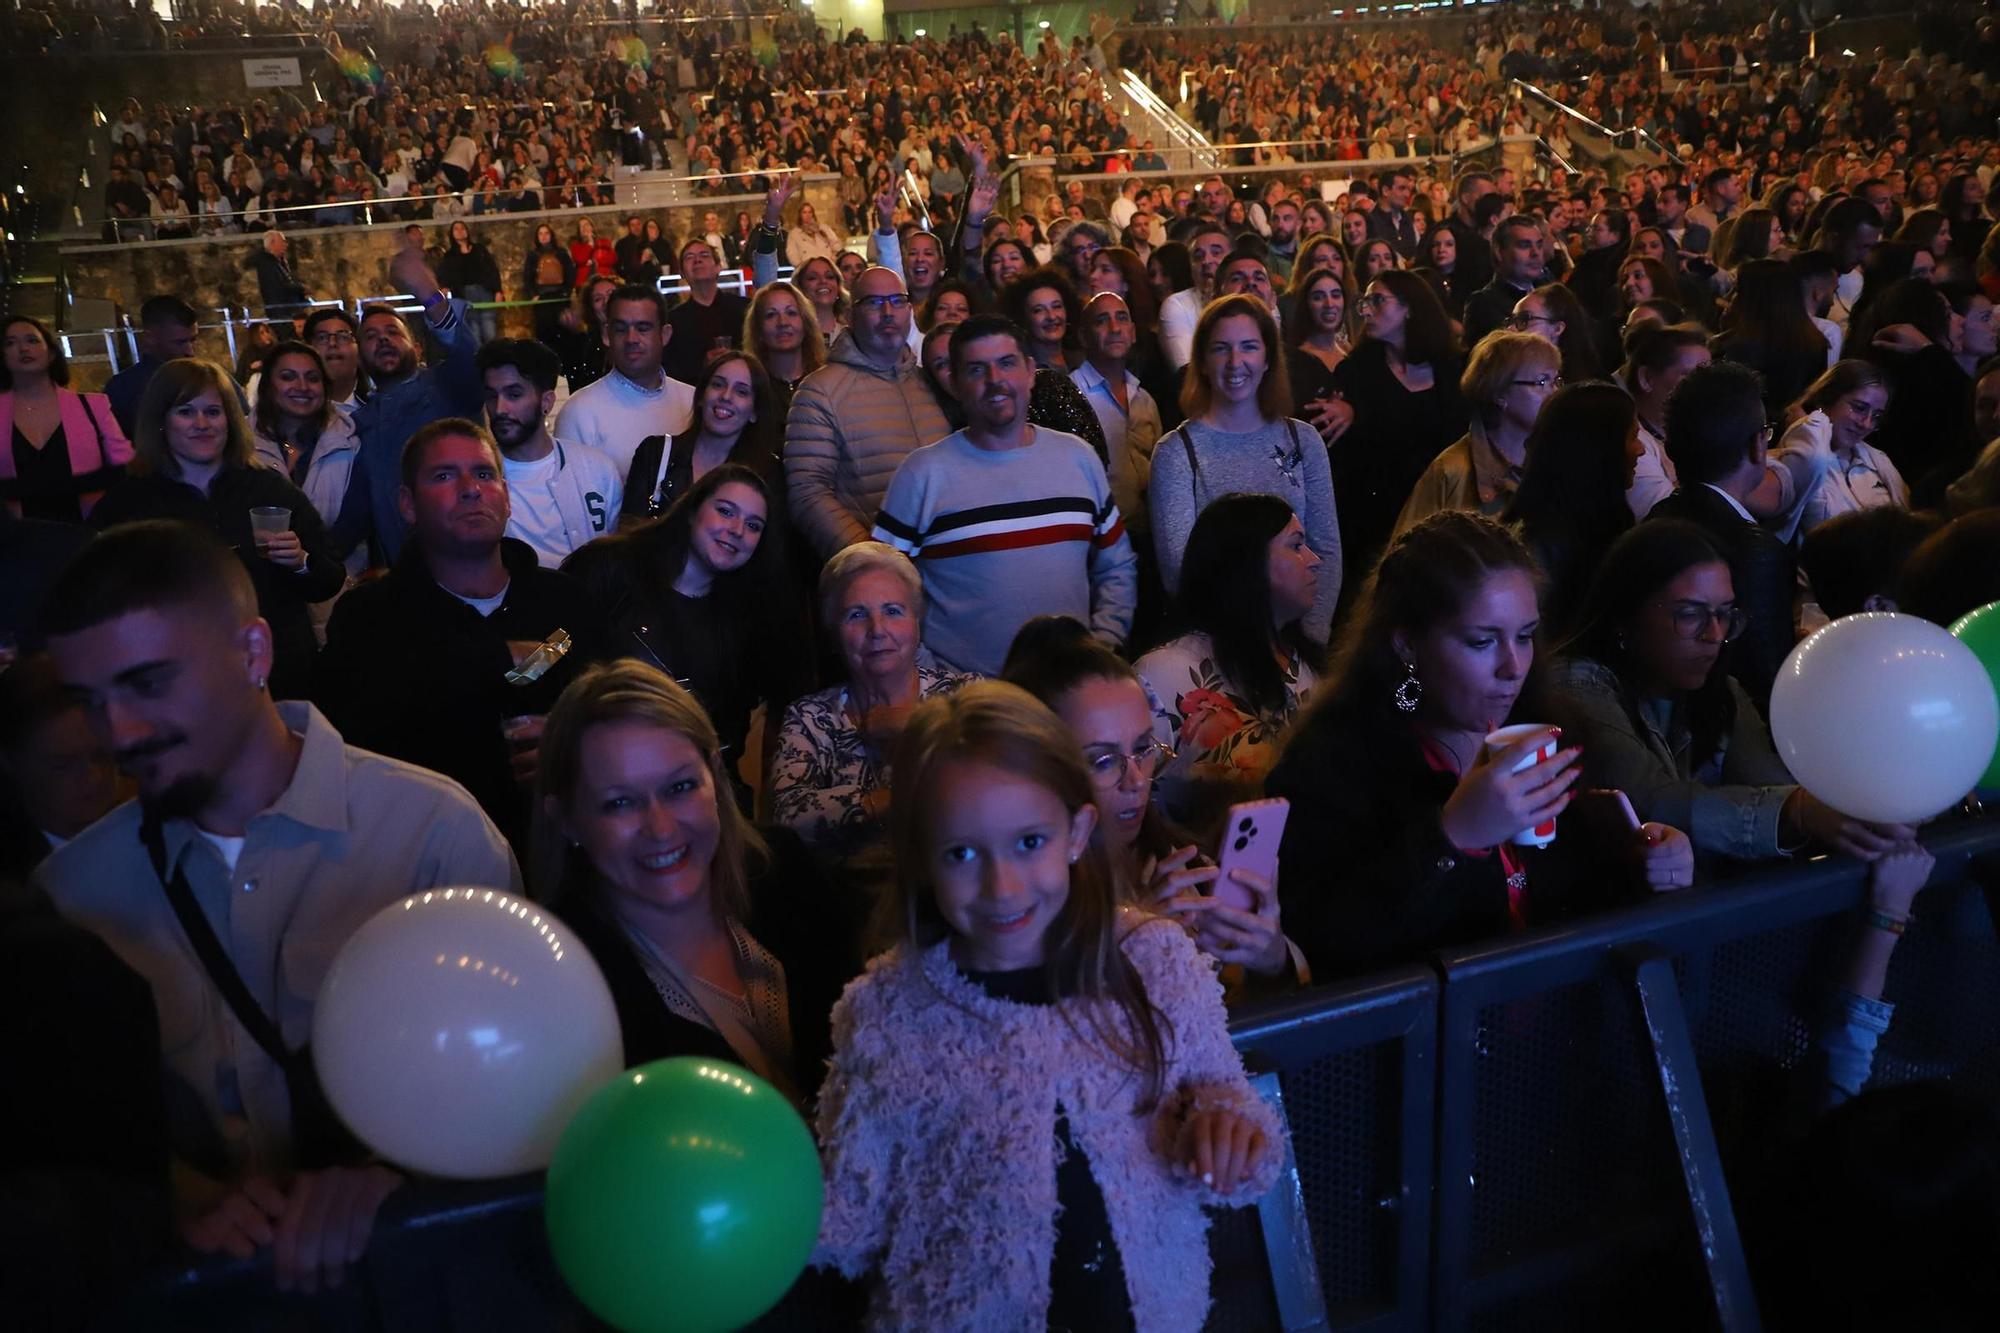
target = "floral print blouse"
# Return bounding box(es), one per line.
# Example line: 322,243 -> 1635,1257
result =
769,665 -> 972,865
1134,632 -> 1319,827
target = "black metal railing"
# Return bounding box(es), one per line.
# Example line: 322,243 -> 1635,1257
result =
128,814 -> 2000,1332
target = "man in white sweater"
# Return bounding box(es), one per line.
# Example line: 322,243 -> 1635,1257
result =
1160,223 -> 1231,370
553,286 -> 694,477
479,338 -> 623,564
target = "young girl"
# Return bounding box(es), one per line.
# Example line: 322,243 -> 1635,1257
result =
814,681 -> 1283,1331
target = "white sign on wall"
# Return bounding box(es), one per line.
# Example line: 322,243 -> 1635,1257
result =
243,57 -> 302,89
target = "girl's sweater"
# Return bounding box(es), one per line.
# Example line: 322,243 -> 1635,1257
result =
813,915 -> 1284,1332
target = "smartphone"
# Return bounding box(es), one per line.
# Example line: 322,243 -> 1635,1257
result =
1213,798 -> 1289,912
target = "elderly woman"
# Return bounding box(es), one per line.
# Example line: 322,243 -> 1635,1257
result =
766,542 -> 972,885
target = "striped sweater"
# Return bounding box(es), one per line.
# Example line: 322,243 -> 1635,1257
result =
873,427 -> 1138,676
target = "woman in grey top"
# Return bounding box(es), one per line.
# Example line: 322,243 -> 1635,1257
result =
1148,293 -> 1342,641
1548,520 -> 1917,866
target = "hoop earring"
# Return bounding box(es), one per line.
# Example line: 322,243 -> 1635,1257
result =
1393,660 -> 1422,714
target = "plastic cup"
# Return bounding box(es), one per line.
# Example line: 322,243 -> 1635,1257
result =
249,506 -> 292,551
1483,723 -> 1561,848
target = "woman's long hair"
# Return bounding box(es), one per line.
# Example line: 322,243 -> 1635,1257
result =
131,358 -> 257,478
1560,519 -> 1738,773
887,680 -> 1169,1110
1282,265 -> 1351,349
0,315 -> 71,390
1178,493 -> 1322,716
531,659 -> 769,909
1502,381 -> 1639,636
1719,258 -> 1827,367
253,340 -> 334,444
1000,615 -> 1188,885
743,281 -> 826,379
1308,511 -> 1542,732
1370,268 -> 1459,368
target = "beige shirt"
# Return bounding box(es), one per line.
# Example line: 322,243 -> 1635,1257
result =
34,702 -> 519,1181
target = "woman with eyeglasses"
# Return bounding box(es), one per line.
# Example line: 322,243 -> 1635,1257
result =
1135,493 -> 1323,837
1549,520 -> 1914,866
1002,616 -> 1302,989
1394,331 -> 1560,538
1507,283 -> 1601,384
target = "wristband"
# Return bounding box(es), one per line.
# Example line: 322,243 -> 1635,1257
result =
1864,909 -> 1909,936
421,290 -> 446,309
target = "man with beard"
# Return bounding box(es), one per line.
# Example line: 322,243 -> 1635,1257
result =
350,247 -> 485,563
34,520 -> 514,1294
475,339 -> 621,565
874,314 -> 1136,676
317,420 -> 609,850
785,265 -> 952,559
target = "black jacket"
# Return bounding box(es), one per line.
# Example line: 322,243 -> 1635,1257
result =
1644,485 -> 1796,711
1267,700 -> 1638,980
314,537 -> 612,850
89,465 -> 344,699
1863,344 -> 1978,506
1462,277 -> 1532,348
550,826 -> 868,1106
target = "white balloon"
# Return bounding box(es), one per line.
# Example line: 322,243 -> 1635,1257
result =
1769,612 -> 2000,824
313,888 -> 623,1179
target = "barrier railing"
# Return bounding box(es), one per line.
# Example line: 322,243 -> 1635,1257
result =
134,812 -> 2000,1331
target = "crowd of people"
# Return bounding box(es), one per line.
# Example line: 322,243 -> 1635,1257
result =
13,5 -> 2000,1331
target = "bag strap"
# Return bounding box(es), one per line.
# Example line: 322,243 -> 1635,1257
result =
1174,424 -> 1199,485
140,813 -> 295,1070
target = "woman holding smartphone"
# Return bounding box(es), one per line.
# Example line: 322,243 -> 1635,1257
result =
1002,616 -> 1305,991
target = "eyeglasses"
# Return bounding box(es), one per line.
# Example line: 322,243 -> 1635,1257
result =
855,294 -> 911,312
310,332 -> 357,347
1083,741 -> 1175,787
1657,601 -> 1749,642
1506,312 -> 1560,329
1510,374 -> 1562,389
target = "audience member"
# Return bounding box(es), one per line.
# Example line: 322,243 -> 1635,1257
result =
316,418 -> 610,850
554,285 -> 697,482
1647,360 -> 1797,708
34,521 -> 514,1289
768,542 -> 971,889
875,315 -> 1136,676
785,265 -> 951,560
1268,512 -> 1691,980
1396,330 -> 1557,536
89,358 -> 342,699
535,660 -> 864,1106
478,338 -> 623,564
1,315 -> 134,524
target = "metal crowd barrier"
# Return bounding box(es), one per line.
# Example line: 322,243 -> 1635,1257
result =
125,814 -> 2000,1331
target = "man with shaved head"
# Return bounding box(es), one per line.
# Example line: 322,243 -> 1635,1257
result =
34,520 -> 515,1294
783,264 -> 953,558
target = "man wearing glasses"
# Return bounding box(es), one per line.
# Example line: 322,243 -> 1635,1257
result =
785,266 -> 952,559
1646,360 -> 1796,709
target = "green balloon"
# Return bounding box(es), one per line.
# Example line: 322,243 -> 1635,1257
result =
545,1057 -> 825,1333
1951,601 -> 2000,791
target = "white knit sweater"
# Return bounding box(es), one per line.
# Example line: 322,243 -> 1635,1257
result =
813,915 -> 1284,1331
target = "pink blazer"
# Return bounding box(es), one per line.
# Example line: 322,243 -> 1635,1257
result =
0,389 -> 134,518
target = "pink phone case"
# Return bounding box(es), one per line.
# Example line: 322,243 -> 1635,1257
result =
1214,798 -> 1289,912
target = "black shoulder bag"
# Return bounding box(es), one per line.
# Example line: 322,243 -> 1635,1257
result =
140,814 -> 362,1169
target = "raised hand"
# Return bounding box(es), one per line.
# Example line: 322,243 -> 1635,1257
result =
764,171 -> 799,229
